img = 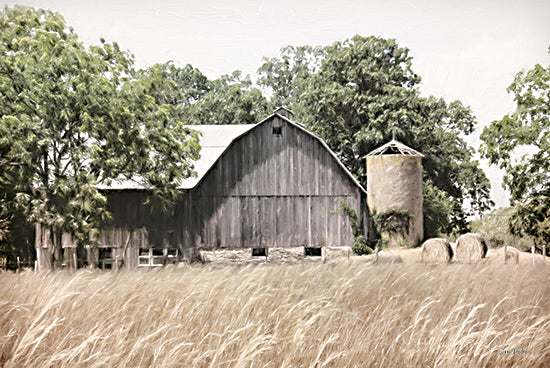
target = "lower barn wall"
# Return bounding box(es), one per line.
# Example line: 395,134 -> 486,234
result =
100,189 -> 366,268
200,246 -> 353,264
181,193 -> 362,249
37,190 -> 366,269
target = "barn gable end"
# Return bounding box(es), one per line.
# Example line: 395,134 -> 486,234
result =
195,113 -> 364,197
185,113 -> 367,251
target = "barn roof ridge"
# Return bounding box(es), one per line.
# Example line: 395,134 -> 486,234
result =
100,112 -> 367,194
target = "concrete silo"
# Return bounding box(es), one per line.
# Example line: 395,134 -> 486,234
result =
366,139 -> 424,245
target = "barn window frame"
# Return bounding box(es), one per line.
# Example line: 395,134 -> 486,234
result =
272,126 -> 282,136
98,246 -> 122,270
138,247 -> 179,267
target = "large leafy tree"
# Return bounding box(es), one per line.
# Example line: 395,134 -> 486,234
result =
470,207 -> 533,250
136,61 -> 210,123
259,35 -> 493,236
184,71 -> 270,125
258,45 -> 323,108
0,115 -> 35,267
481,47 -> 550,248
508,189 -> 550,250
139,63 -> 270,125
0,6 -> 200,268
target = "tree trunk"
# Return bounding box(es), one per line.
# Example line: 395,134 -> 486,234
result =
35,223 -> 51,271
52,230 -> 62,268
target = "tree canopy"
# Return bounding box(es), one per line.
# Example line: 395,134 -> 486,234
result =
139,63 -> 269,125
259,35 -> 493,236
481,47 -> 550,247
0,6 -> 200,267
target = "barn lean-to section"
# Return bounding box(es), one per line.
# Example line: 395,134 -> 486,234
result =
68,108 -> 368,268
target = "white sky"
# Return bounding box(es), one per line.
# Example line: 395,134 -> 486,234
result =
3,0 -> 550,208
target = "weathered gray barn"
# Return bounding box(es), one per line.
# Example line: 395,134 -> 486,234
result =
82,108 -> 368,268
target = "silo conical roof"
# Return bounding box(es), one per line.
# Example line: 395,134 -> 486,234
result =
366,139 -> 424,157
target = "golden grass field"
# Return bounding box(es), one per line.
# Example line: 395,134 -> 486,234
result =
1,250 -> 549,367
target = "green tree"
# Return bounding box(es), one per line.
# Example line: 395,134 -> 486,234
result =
258,45 -> 323,108
138,63 -> 270,125
0,114 -> 35,268
138,63 -> 271,125
0,6 -> 200,269
259,35 -> 493,236
183,71 -> 270,125
470,207 -> 536,251
481,46 -> 549,249
136,61 -> 210,122
508,190 -> 550,253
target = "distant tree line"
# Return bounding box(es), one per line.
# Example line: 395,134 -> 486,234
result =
2,5 -> 546,267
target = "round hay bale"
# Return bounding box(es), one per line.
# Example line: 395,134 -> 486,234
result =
421,238 -> 453,263
455,233 -> 487,263
504,246 -> 519,264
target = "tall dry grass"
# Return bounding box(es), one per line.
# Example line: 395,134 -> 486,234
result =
1,261 -> 549,367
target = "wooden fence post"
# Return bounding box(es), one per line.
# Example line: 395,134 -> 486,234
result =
504,245 -> 507,265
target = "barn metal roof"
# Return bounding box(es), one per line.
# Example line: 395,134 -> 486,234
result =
98,124 -> 256,190
179,124 -> 256,188
366,139 -> 424,157
100,112 -> 366,194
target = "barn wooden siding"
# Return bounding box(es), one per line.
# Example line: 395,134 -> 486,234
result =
96,114 -> 367,267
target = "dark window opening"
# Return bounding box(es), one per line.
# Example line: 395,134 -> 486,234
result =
98,247 -> 113,269
382,146 -> 402,155
152,248 -> 164,256
138,248 -> 150,265
151,248 -> 164,266
305,247 -> 322,257
272,126 -> 282,135
252,247 -> 267,257
166,248 -> 178,264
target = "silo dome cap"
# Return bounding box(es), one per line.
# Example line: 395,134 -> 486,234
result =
365,139 -> 424,157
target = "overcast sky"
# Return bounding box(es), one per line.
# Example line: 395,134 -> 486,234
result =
3,0 -> 550,208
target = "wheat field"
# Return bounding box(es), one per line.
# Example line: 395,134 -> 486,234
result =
1,259 -> 549,367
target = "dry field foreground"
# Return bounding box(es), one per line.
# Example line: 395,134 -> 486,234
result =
1,254 -> 549,367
